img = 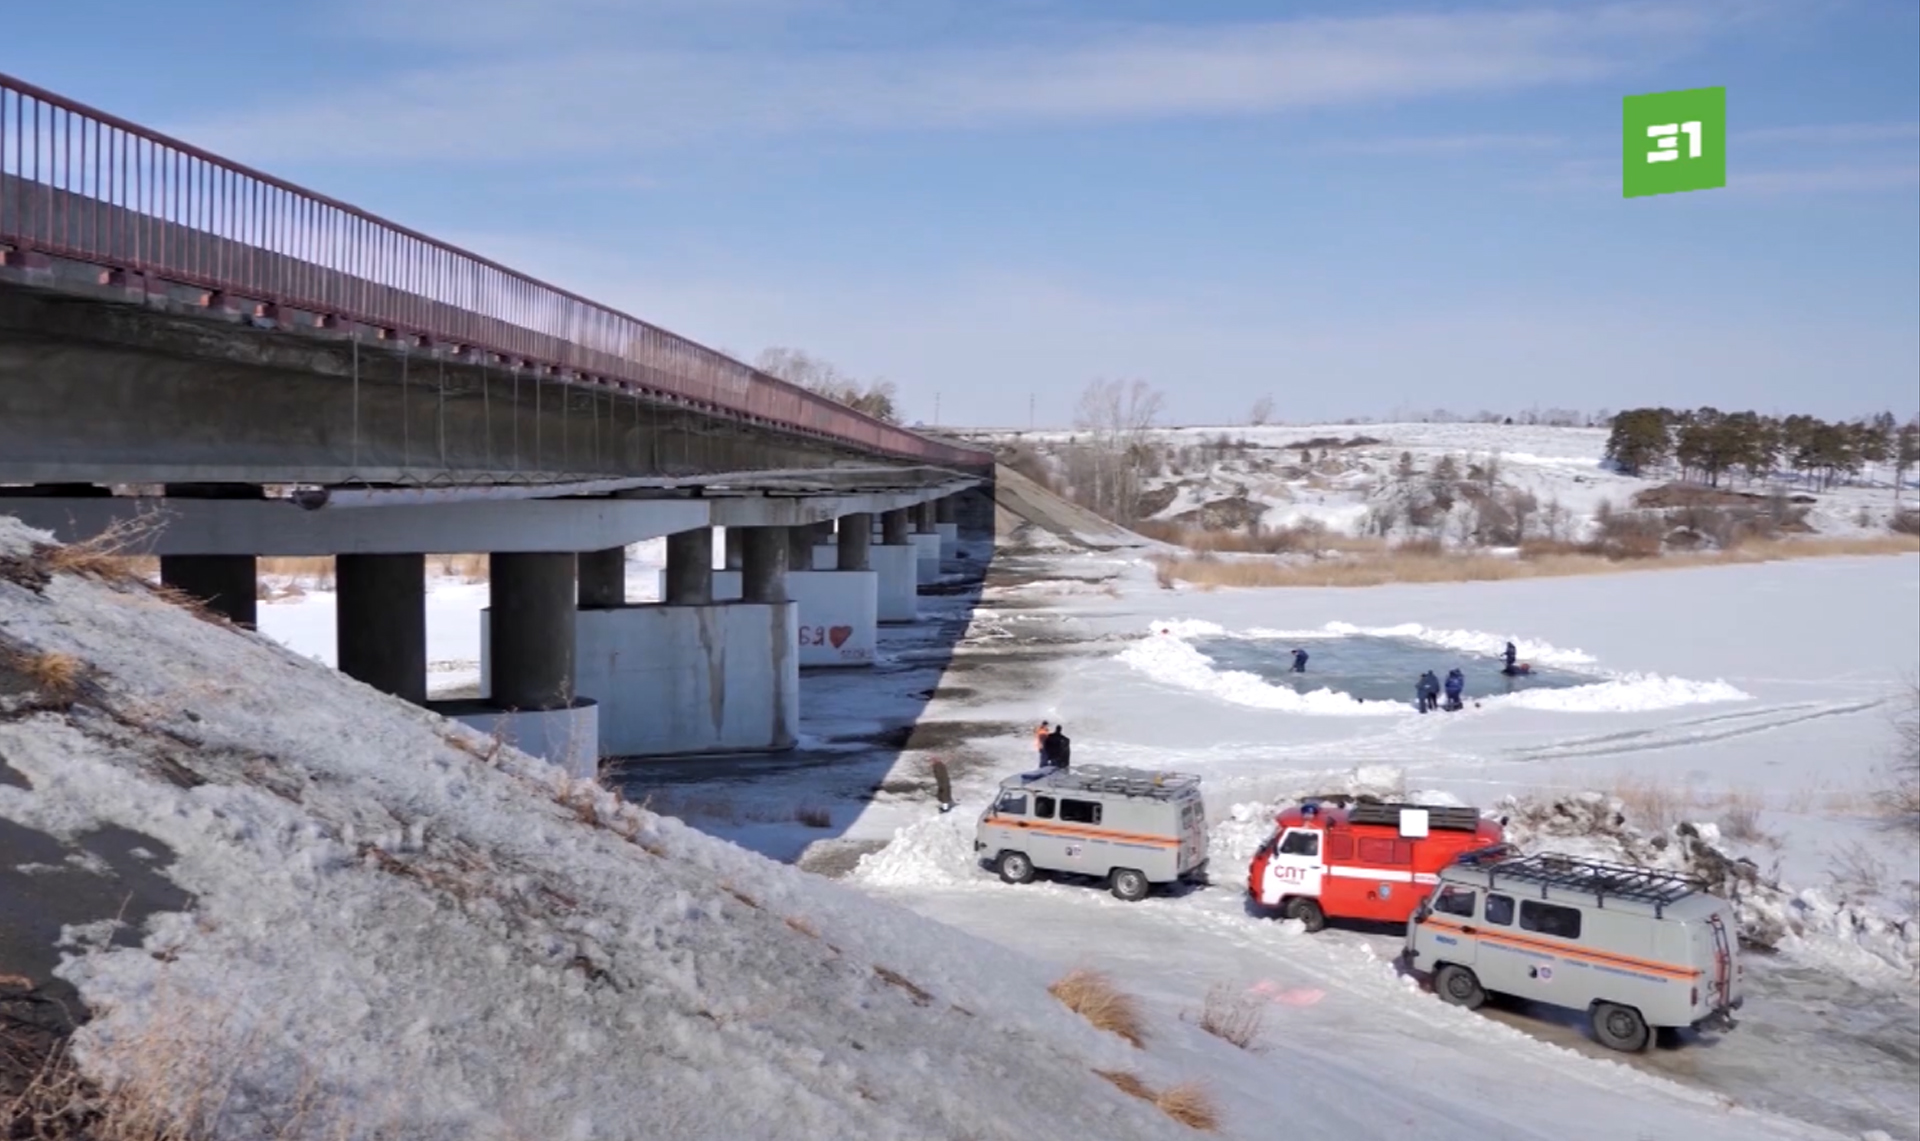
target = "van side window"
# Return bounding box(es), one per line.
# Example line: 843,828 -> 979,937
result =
1059,798 -> 1101,825
1034,796 -> 1056,820
1519,900 -> 1582,940
1433,886 -> 1477,918
1278,830 -> 1320,857
1484,894 -> 1515,926
1328,833 -> 1354,861
995,792 -> 1028,816
1358,837 -> 1405,864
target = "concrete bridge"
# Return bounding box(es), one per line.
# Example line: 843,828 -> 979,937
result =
0,73 -> 991,774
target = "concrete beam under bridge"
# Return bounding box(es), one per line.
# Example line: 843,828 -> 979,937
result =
0,495 -> 709,556
701,482 -> 977,528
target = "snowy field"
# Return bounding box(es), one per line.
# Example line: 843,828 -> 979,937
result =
239,534 -> 1920,1138
979,421 -> 1915,541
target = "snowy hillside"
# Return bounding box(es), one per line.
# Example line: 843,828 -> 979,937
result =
0,516 -> 1206,1141
978,422 -> 1912,544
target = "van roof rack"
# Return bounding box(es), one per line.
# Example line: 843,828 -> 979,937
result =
1466,850 -> 1706,916
1339,801 -> 1483,834
1021,765 -> 1201,799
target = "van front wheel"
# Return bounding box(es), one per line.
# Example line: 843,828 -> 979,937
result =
1433,964 -> 1486,1010
1110,868 -> 1151,902
1282,897 -> 1326,932
996,851 -> 1036,885
1592,1002 -> 1651,1053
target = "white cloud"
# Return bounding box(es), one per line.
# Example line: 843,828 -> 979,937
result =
176,4 -> 1743,163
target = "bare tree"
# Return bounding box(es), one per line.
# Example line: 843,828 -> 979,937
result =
1072,378 -> 1166,522
755,346 -> 899,423
1248,394 -> 1275,426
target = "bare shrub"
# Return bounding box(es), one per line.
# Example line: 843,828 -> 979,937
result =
1612,773 -> 1691,834
6,648 -> 85,703
39,513 -> 168,583
1155,1082 -> 1221,1132
1048,968 -> 1145,1047
257,556 -> 337,587
1152,556 -> 1177,590
1891,509 -> 1920,536
794,804 -> 833,829
1391,536 -> 1444,558
1718,788 -> 1768,843
427,553 -> 489,583
1194,983 -> 1266,1051
1829,840 -> 1887,897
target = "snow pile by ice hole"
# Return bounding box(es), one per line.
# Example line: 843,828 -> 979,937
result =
0,518 -> 1201,1141
1121,620 -> 1751,713
1497,793 -> 1918,980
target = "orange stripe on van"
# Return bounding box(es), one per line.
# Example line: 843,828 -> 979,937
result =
1422,918 -> 1701,981
984,815 -> 1180,848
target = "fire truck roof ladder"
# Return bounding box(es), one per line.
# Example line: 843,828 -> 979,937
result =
1344,801 -> 1483,833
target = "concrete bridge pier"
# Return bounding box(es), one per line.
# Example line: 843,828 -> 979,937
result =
911,501 -> 942,583
873,508 -> 919,623
793,513 -> 877,667
458,551 -> 600,780
577,546 -> 627,609
335,553 -> 427,704
571,524 -> 798,757
935,494 -> 961,556
157,484 -> 261,627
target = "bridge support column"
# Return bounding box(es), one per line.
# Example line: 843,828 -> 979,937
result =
157,483 -> 260,628
336,553 -> 426,704
837,513 -> 872,571
790,515 -> 878,668
160,555 -> 258,629
910,502 -> 943,583
573,522 -> 798,757
665,528 -> 714,605
742,527 -> 788,603
935,494 -> 961,555
456,551 -> 598,778
873,509 -> 919,623
786,525 -> 817,573
578,546 -> 626,608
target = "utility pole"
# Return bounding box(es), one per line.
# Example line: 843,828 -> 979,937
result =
1028,392 -> 1035,431
934,391 -> 941,426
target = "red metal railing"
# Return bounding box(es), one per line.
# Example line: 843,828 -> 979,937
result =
0,72 -> 990,469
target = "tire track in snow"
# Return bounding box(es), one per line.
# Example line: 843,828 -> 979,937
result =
1511,700 -> 1884,762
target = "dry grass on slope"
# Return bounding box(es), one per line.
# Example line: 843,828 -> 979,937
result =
1048,968 -> 1146,1048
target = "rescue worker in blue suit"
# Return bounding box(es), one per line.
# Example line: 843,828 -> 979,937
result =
1416,671 -> 1440,713
1443,668 -> 1465,712
1292,648 -> 1309,673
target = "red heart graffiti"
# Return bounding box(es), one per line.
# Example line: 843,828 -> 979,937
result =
828,625 -> 853,648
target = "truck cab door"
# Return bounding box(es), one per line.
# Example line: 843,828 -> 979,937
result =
1260,828 -> 1326,905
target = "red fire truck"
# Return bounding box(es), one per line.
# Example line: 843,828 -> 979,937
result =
1247,800 -> 1504,931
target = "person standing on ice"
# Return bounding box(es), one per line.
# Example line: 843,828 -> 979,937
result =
1443,668 -> 1465,711
1416,671 -> 1439,713
1503,641 -> 1518,675
1292,648 -> 1309,673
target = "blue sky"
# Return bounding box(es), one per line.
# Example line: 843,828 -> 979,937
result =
8,0 -> 1918,428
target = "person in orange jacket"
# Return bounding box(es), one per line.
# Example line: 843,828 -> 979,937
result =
1032,720 -> 1051,764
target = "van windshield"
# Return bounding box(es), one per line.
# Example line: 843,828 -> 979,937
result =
1278,830 -> 1320,857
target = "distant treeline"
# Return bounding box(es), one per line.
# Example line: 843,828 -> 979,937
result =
1604,407 -> 1920,489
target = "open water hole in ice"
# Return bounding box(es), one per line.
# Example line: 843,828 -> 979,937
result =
1193,634 -> 1593,706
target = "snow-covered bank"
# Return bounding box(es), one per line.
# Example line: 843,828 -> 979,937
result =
0,518 -> 1208,1141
